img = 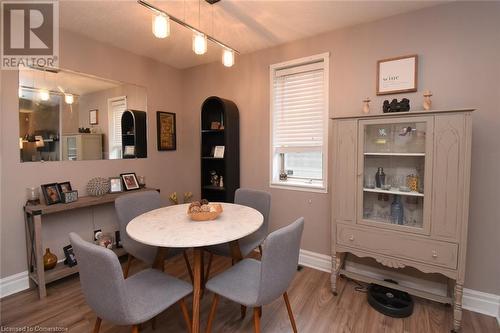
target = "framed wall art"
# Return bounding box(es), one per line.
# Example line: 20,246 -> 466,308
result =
157,111 -> 176,151
376,55 -> 418,95
89,109 -> 98,125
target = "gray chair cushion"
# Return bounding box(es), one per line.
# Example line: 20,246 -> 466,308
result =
206,188 -> 271,257
70,232 -> 193,326
205,259 -> 261,306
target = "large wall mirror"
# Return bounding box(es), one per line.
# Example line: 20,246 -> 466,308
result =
18,67 -> 147,162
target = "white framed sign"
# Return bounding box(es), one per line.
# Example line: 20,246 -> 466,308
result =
213,145 -> 225,158
377,55 -> 418,95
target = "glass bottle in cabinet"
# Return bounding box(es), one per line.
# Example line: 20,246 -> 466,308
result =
360,117 -> 432,233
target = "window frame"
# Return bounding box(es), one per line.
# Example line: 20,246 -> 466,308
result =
107,96 -> 127,160
269,52 -> 330,193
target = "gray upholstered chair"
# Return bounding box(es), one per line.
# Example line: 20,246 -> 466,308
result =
204,217 -> 304,333
115,190 -> 192,279
204,188 -> 271,278
69,232 -> 193,333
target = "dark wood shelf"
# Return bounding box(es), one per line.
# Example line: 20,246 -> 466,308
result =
201,156 -> 225,160
121,110 -> 147,158
203,185 -> 226,191
202,129 -> 225,133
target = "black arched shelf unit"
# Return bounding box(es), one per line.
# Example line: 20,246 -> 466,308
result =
121,110 -> 147,159
201,96 -> 240,202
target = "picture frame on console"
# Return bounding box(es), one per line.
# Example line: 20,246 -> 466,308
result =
109,177 -> 123,193
120,173 -> 140,191
41,183 -> 61,205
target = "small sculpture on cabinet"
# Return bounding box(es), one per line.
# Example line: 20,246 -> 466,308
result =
423,90 -> 433,110
362,98 -> 371,114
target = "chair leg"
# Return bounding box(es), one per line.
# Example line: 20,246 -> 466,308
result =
131,325 -> 139,333
93,317 -> 102,333
257,306 -> 262,318
253,308 -> 261,333
258,245 -> 263,258
241,305 -> 247,319
283,292 -> 298,333
124,254 -> 133,278
183,251 -> 194,283
205,294 -> 219,333
179,298 -> 192,333
151,316 -> 156,330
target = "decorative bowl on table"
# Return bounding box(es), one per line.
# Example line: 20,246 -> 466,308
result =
187,200 -> 223,221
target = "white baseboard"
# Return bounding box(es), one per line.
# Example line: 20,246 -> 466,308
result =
298,249 -> 500,322
0,271 -> 29,298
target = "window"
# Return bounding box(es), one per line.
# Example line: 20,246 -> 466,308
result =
107,96 -> 127,159
270,53 -> 329,192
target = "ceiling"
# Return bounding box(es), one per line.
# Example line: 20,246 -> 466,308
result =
60,0 -> 446,69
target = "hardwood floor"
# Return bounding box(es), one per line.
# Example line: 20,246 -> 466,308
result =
1,251 -> 498,333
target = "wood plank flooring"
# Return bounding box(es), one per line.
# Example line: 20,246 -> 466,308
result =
1,251 -> 498,333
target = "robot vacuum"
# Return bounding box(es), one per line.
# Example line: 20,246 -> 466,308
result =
367,283 -> 414,318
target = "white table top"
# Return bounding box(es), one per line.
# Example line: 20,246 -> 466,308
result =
126,203 -> 264,248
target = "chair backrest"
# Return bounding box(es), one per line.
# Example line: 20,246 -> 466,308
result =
235,188 -> 271,236
69,232 -> 130,324
256,217 -> 304,305
114,190 -> 161,264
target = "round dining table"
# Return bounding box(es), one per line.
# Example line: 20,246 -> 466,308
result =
126,202 -> 264,333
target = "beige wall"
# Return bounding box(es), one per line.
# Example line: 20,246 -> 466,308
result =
181,2 -> 500,294
0,30 -> 198,278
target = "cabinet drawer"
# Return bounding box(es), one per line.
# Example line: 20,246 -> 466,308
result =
337,225 -> 458,270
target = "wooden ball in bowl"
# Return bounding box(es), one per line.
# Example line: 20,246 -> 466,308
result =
188,203 -> 223,221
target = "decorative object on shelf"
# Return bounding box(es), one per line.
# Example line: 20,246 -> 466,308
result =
61,190 -> 78,203
123,145 -> 135,157
365,176 -> 375,189
187,200 -> 223,221
157,111 -> 176,151
406,174 -> 419,192
183,192 -> 193,203
362,98 -> 371,114
213,145 -> 225,158
279,170 -> 288,181
381,184 -> 392,191
109,177 -> 123,193
26,187 -> 40,205
390,195 -> 404,225
375,167 -> 386,188
41,183 -> 61,205
138,0 -> 239,67
137,175 -> 146,188
86,177 -> 111,196
423,90 -> 433,110
89,109 -> 98,125
383,98 -> 410,113
43,248 -> 57,270
210,170 -> 220,186
169,192 -> 179,205
63,245 -> 77,267
95,231 -> 114,249
120,173 -> 140,191
210,121 -> 221,130
57,181 -> 72,194
219,176 -> 224,188
377,54 -> 418,95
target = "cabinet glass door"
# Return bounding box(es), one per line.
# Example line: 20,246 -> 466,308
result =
358,117 -> 433,234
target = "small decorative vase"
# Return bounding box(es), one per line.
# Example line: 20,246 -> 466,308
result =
87,177 -> 111,196
423,90 -> 433,110
43,248 -> 57,270
362,98 -> 371,114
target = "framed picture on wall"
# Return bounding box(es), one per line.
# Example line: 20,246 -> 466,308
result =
376,55 -> 418,95
89,109 -> 98,125
157,111 -> 176,151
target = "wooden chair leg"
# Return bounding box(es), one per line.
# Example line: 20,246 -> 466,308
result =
93,317 -> 102,333
205,294 -> 219,333
257,306 -> 262,318
179,298 -> 192,333
283,292 -> 298,333
131,324 -> 139,333
241,305 -> 247,319
183,251 -> 194,283
151,316 -> 156,330
258,245 -> 263,258
253,308 -> 261,333
124,254 -> 133,278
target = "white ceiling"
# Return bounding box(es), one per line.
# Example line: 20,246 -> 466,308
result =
60,0 -> 446,69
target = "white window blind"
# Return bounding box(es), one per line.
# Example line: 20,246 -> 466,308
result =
108,96 -> 127,159
273,61 -> 325,153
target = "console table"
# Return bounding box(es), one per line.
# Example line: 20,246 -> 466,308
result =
24,188 -> 155,298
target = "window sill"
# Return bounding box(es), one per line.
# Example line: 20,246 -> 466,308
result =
270,180 -> 327,194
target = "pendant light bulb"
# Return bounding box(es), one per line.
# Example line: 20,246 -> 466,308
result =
152,13 -> 170,38
222,49 -> 234,67
192,33 -> 207,55
65,93 -> 74,105
39,89 -> 49,101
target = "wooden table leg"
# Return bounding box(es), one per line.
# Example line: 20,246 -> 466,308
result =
153,247 -> 169,271
192,248 -> 202,333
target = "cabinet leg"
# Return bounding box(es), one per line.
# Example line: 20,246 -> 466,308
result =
453,283 -> 463,332
331,252 -> 345,296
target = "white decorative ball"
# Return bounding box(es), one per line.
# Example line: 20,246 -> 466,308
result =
87,177 -> 111,196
